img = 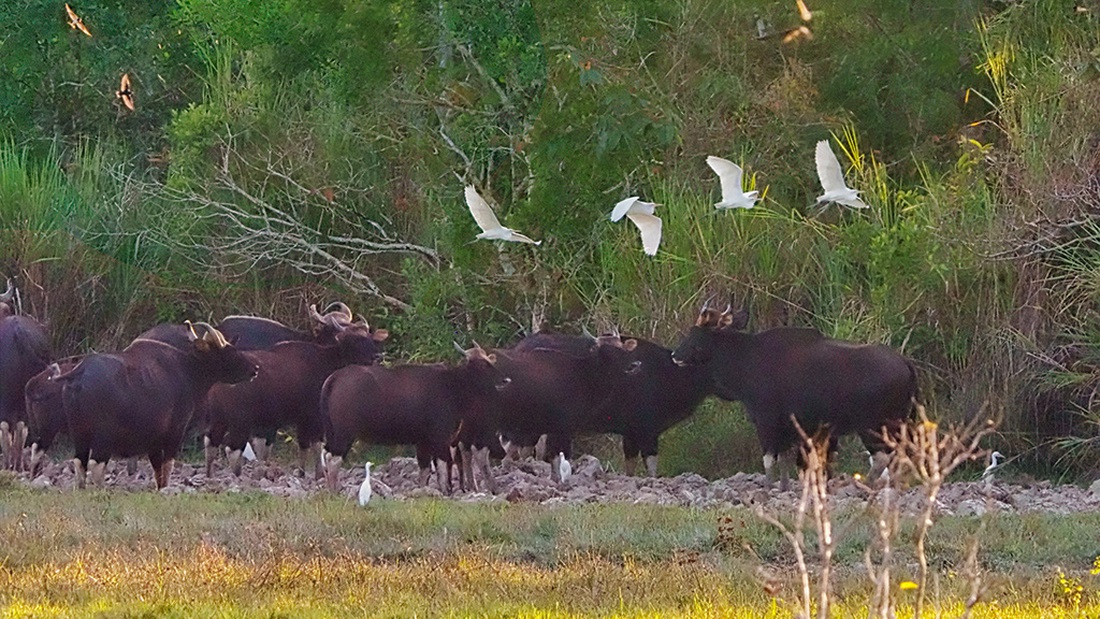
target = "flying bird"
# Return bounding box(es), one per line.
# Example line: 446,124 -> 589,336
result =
814,139 -> 868,210
65,4 -> 92,37
116,74 -> 135,111
706,156 -> 759,210
610,197 -> 662,256
795,0 -> 813,22
556,452 -> 572,483
358,461 -> 374,506
782,26 -> 813,44
464,185 -> 541,245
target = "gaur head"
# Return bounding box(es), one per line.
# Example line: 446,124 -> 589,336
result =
309,302 -> 356,341
671,304 -> 749,367
455,342 -> 511,392
334,321 -> 389,365
186,321 -> 259,384
592,331 -> 642,375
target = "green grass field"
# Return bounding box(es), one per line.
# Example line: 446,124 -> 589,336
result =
1,488 -> 1098,618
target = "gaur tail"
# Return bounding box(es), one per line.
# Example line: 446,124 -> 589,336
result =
318,376 -> 336,447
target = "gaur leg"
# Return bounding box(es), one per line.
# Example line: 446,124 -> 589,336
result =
415,445 -> 433,487
204,435 -> 218,477
457,442 -> 473,492
252,436 -> 270,463
126,457 -> 138,476
534,434 -> 548,462
0,421 -> 11,469
322,450 -> 344,492
29,442 -> 43,477
14,421 -> 27,471
435,456 -> 451,494
474,445 -> 497,494
638,433 -> 660,477
74,457 -> 88,489
148,451 -> 165,489
622,435 -> 641,476
88,458 -> 107,488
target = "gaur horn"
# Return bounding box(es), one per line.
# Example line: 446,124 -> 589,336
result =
321,301 -> 354,323
581,326 -> 597,341
700,293 -> 716,314
453,341 -> 468,356
308,304 -> 325,324
185,320 -> 200,341
0,279 -> 13,303
47,363 -> 62,379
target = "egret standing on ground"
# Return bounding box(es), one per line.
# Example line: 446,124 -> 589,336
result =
358,462 -> 374,506
464,185 -> 541,245
610,197 -> 662,256
706,156 -> 759,210
814,140 -> 868,210
556,452 -> 572,483
982,451 -> 1004,483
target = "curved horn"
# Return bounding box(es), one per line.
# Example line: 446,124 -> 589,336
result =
308,304 -> 325,324
0,279 -> 12,303
190,321 -> 230,348
322,301 -> 353,323
185,320 -> 200,342
453,341 -> 468,356
722,303 -> 732,315
700,293 -> 716,312
323,312 -> 349,331
581,326 -> 596,341
206,325 -> 231,348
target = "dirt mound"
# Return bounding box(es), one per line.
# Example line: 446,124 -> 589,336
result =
18,455 -> 1100,515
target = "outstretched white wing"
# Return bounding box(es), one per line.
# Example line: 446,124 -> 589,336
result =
706,156 -> 746,203
815,140 -> 848,194
465,185 -> 503,233
610,197 -> 639,222
627,212 -> 662,256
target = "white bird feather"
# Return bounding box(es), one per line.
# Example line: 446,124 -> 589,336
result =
814,140 -> 868,209
610,197 -> 662,256
981,451 -> 1003,482
464,185 -> 541,245
706,156 -> 759,209
358,461 -> 373,506
557,452 -> 572,483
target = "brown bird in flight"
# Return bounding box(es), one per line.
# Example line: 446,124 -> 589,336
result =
116,74 -> 135,111
65,4 -> 92,37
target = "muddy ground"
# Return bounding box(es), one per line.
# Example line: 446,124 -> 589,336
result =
15,453 -> 1100,517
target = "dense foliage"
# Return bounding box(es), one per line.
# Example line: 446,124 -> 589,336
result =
1,0 -> 1099,477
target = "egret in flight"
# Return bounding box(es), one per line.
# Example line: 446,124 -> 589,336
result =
610,197 -> 662,256
465,185 -> 541,245
814,140 -> 868,210
706,156 -> 759,210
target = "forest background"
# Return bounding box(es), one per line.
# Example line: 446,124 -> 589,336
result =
2,0 -> 1099,479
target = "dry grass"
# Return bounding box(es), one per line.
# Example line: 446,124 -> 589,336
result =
0,489 -> 1098,617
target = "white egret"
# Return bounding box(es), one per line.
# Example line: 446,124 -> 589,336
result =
464,185 -> 541,245
814,140 -> 868,210
557,452 -> 572,483
982,451 -> 1004,483
610,197 -> 662,256
358,461 -> 374,506
706,156 -> 759,209
242,441 -> 257,462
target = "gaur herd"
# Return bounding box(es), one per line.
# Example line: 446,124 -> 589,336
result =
0,278 -> 920,492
